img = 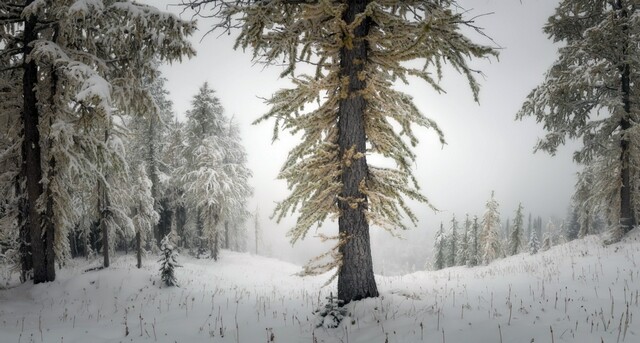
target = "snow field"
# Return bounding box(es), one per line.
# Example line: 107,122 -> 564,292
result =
1,231 -> 639,342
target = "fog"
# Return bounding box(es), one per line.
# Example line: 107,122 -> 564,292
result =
149,0 -> 580,274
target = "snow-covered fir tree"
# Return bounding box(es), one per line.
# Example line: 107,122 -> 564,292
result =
529,230 -> 540,255
457,215 -> 470,266
131,164 -> 160,268
0,0 -> 194,283
447,215 -> 459,267
125,70 -> 176,248
159,233 -> 181,287
481,191 -> 501,265
186,0 -> 496,304
432,223 -> 446,271
509,203 -> 525,255
182,83 -> 253,260
467,216 -> 480,267
517,0 -> 640,243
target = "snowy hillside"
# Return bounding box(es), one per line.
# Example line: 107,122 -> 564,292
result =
1,232 -> 639,343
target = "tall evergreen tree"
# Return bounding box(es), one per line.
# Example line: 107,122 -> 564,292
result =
187,0 -> 496,303
509,203 -> 525,255
448,215 -> 459,267
529,230 -> 540,255
0,0 -> 194,283
131,164 -> 160,268
481,191 -> 501,265
432,223 -> 446,271
457,214 -> 470,266
182,84 -> 253,260
517,0 -> 640,242
466,216 -> 480,267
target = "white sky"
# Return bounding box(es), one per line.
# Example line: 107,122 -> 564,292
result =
147,0 -> 580,271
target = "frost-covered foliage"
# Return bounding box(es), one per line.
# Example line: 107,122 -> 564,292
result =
517,0 -> 640,241
466,216 -> 480,267
0,0 -> 194,281
447,215 -> 458,267
187,0 -> 495,240
481,191 -> 501,265
181,83 -> 253,259
158,233 -> 181,287
457,215 -> 470,266
314,292 -> 346,329
528,230 -> 540,255
131,164 -> 160,267
509,203 -> 525,255
432,223 -> 446,271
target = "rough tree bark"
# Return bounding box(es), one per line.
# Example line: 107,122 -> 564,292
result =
99,181 -> 110,268
615,0 -> 636,234
22,0 -> 55,283
337,0 -> 379,304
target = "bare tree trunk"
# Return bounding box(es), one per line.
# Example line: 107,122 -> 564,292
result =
99,182 -> 110,268
615,0 -> 636,234
224,221 -> 229,250
136,231 -> 142,269
22,1 -> 54,283
336,0 -> 378,304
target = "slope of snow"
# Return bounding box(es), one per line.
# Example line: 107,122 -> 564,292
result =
1,231 -> 639,342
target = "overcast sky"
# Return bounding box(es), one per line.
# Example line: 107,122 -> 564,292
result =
147,0 -> 580,272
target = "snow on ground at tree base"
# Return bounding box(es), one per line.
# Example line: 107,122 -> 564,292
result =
1,231 -> 640,343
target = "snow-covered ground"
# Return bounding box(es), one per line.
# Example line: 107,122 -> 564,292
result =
1,231 -> 639,343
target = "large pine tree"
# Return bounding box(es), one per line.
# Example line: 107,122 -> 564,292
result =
187,0 -> 496,304
517,0 -> 640,242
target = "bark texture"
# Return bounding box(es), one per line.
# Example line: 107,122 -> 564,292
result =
615,0 -> 636,233
337,0 -> 379,304
22,1 -> 55,283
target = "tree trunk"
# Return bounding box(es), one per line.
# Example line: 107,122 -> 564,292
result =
136,230 -> 142,269
615,0 -> 636,234
99,182 -> 110,268
22,2 -> 54,284
17,172 -> 31,282
224,221 -> 229,250
336,0 -> 378,304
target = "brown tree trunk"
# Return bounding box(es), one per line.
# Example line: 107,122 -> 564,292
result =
337,0 -> 379,304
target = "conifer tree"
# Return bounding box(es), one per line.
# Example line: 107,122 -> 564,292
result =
0,0 -> 194,283
131,164 -> 160,268
182,84 -> 253,260
466,216 -> 480,267
517,0 -> 640,242
159,233 -> 181,287
457,214 -> 470,266
509,203 -> 525,255
432,223 -> 446,271
186,0 -> 496,304
529,230 -> 540,255
481,191 -> 501,265
448,215 -> 459,267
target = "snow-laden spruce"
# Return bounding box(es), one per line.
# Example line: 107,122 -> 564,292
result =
0,0 -> 195,283
517,0 -> 640,242
181,83 -> 253,260
158,233 -> 181,287
481,191 -> 501,265
187,0 -> 496,304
